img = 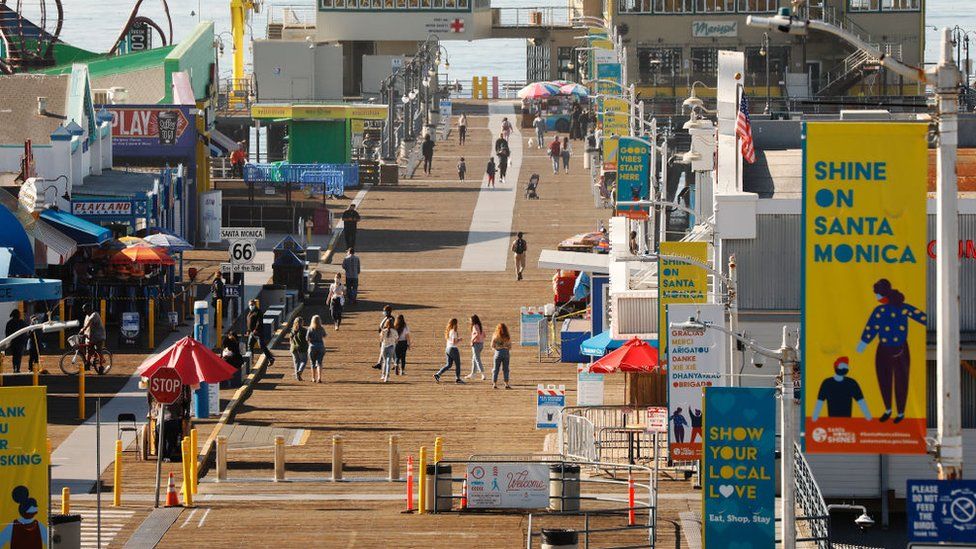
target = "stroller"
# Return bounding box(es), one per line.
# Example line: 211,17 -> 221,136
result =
525,173 -> 540,199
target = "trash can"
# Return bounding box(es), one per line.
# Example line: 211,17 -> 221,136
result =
541,529 -> 578,549
51,513 -> 82,549
549,464 -> 580,512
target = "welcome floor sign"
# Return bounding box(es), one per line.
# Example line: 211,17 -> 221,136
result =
702,387 -> 775,548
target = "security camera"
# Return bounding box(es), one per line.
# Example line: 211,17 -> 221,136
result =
752,351 -> 765,368
854,512 -> 875,530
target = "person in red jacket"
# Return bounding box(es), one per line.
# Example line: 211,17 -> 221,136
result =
548,136 -> 561,175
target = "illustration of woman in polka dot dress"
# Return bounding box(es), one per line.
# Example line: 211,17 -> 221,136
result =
856,278 -> 927,424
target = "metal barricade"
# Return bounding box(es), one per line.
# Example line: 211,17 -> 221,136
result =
562,414 -> 598,462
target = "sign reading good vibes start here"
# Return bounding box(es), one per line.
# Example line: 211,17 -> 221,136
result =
702,387 -> 776,548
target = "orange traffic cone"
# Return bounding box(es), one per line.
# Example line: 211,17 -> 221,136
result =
165,472 -> 181,507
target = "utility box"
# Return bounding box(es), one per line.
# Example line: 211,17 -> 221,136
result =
51,514 -> 82,549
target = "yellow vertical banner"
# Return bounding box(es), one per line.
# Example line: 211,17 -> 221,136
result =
803,122 -> 928,454
658,241 -> 708,361
0,387 -> 49,543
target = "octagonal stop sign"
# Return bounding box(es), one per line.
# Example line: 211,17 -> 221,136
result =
148,368 -> 184,405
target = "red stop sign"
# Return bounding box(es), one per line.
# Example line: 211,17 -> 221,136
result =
148,369 -> 184,405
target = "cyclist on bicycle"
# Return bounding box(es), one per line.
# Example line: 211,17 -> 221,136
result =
80,303 -> 106,358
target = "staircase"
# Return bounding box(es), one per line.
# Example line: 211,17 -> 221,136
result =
0,4 -> 57,72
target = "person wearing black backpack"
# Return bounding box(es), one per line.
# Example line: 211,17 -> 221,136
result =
512,232 -> 527,281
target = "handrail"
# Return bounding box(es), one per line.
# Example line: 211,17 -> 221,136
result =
793,442 -> 832,549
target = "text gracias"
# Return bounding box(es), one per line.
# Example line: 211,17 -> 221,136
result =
811,161 -> 916,264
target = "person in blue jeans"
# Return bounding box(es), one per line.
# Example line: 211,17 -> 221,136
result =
342,248 -> 361,304
490,322 -> 512,389
434,318 -> 464,384
307,315 -> 327,383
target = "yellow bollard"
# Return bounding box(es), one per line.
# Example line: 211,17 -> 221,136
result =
113,439 -> 123,506
100,299 -> 107,327
0,353 -> 4,387
59,301 -> 66,350
148,299 -> 156,349
216,299 -> 223,340
181,437 -> 194,507
418,446 -> 427,515
61,487 -> 70,515
32,363 -> 38,386
190,428 -> 199,494
78,363 -> 86,420
434,436 -> 443,464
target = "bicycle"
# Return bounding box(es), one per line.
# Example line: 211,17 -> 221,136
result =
59,334 -> 113,375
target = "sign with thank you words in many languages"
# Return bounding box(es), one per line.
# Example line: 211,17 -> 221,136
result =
0,387 -> 49,547
802,122 -> 928,454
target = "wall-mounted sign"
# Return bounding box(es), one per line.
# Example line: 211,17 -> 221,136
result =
908,479 -> 976,543
692,21 -> 737,38
106,105 -> 195,156
465,463 -> 549,509
73,201 -> 132,216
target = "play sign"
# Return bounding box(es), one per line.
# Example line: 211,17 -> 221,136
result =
148,368 -> 184,404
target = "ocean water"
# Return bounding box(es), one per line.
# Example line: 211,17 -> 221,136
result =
16,0 -> 969,83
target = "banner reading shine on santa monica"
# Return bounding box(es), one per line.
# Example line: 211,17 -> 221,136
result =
802,122 -> 928,454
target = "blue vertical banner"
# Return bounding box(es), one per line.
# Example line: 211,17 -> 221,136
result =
615,137 -> 651,219
702,387 -> 776,548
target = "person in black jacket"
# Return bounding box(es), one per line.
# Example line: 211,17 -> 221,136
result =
246,299 -> 275,365
421,134 -> 435,175
5,309 -> 27,373
211,274 -> 226,317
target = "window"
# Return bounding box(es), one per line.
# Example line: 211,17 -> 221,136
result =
744,45 -> 789,87
619,0 -> 652,14
334,0 -> 345,8
421,0 -> 431,7
321,0 -> 333,8
458,0 -> 469,8
652,0 -> 692,13
397,0 -> 406,6
691,47 -> 722,74
557,46 -> 577,82
881,0 -> 919,10
434,0 -> 444,7
737,0 -> 778,12
446,0 -> 456,7
637,47 -> 682,85
848,0 -> 879,10
371,0 -> 382,8
696,0 -> 734,12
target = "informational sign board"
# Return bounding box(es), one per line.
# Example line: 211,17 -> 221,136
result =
667,303 -> 726,461
224,284 -> 242,299
229,239 -> 257,265
0,387 -> 48,532
702,387 -> 776,548
220,227 -> 265,240
576,371 -> 604,406
908,480 -> 976,544
536,384 -> 565,429
615,137 -> 651,219
439,99 -> 453,120
520,307 -> 545,346
208,383 -> 220,417
200,191 -> 223,245
658,241 -> 708,359
121,311 -> 140,344
465,463 -> 549,509
220,263 -> 266,273
803,122 -> 928,454
107,105 -> 195,156
646,406 -> 668,433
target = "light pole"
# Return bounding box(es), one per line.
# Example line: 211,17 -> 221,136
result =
748,13 -> 963,480
674,320 -> 799,549
759,32 -> 771,114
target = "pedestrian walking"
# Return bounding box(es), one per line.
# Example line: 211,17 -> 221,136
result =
341,204 -> 361,251
466,314 -> 486,380
230,142 -> 247,178
342,248 -> 361,304
394,314 -> 411,375
486,157 -> 496,188
289,317 -> 308,381
547,136 -> 561,175
246,299 -> 275,365
374,305 -> 395,369
26,315 -> 40,373
501,116 -> 513,141
434,318 -> 464,384
307,315 -> 327,383
421,134 -> 435,175
458,113 -> 468,145
512,232 -> 527,281
570,104 -> 581,140
533,113 -> 546,148
211,273 -> 226,315
561,137 -> 572,174
491,323 -> 512,389
327,273 -> 345,330
5,309 -> 27,373
220,332 -> 245,369
495,136 -> 510,184
379,315 -> 398,382
457,157 -> 466,181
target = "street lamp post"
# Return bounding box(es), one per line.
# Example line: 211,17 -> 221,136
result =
747,9 -> 965,484
760,32 -> 771,114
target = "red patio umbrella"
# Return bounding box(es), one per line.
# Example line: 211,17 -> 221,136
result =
110,244 -> 176,266
581,338 -> 660,374
136,336 -> 237,387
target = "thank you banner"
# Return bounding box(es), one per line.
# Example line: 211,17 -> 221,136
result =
0,387 -> 49,545
702,387 -> 775,548
802,122 -> 928,454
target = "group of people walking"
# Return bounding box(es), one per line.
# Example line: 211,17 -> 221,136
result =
434,316 -> 513,389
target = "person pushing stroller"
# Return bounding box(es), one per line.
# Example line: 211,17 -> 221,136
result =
525,173 -> 541,199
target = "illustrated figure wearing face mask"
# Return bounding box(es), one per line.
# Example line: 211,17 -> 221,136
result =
812,357 -> 872,422
855,278 -> 927,424
0,486 -> 48,549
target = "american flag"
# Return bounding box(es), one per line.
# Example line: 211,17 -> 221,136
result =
736,93 -> 756,164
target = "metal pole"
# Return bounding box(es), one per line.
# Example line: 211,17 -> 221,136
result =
763,33 -> 771,114
935,27 -> 963,480
154,403 -> 165,507
779,327 -> 797,549
96,398 -> 102,548
728,254 -> 738,387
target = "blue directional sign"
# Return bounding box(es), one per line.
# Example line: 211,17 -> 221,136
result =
908,480 -> 976,543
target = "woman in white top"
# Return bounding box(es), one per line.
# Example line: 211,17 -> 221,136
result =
434,318 -> 463,384
393,314 -> 411,375
379,315 -> 398,382
458,114 -> 468,145
327,273 -> 346,330
465,314 -> 486,380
